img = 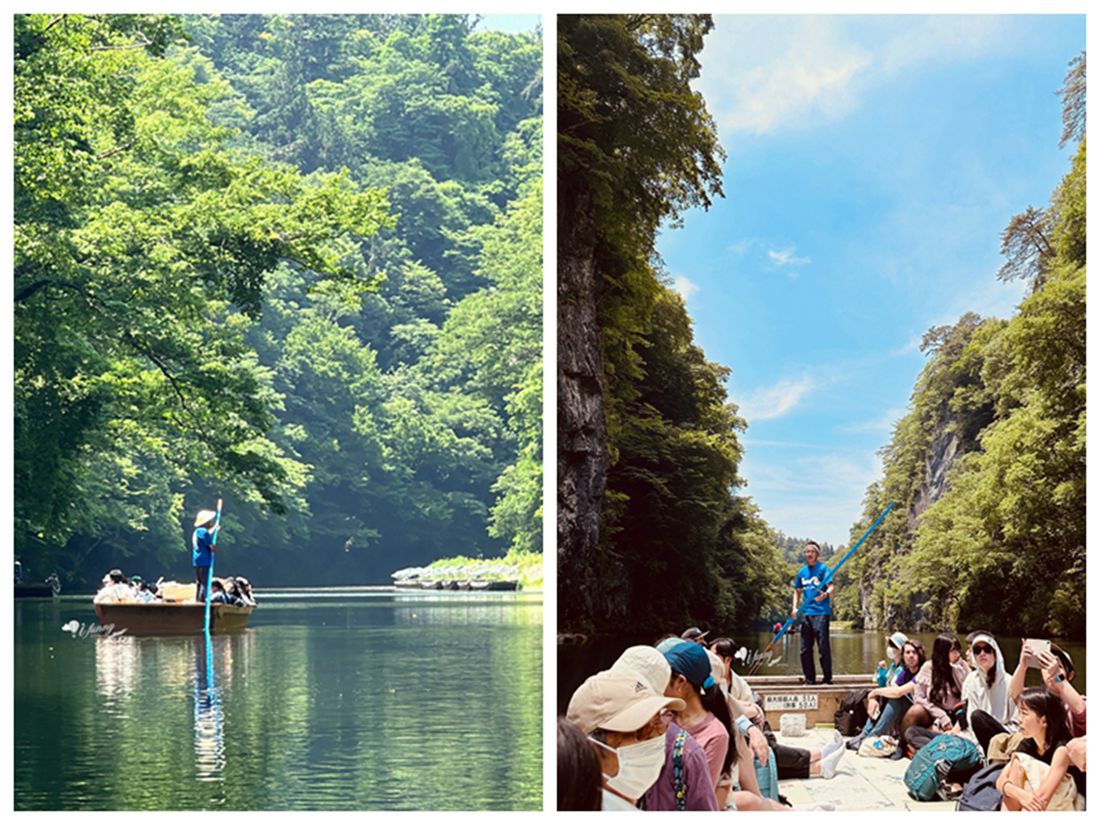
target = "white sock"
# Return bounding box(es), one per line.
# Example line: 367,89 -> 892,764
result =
821,745 -> 845,779
821,739 -> 840,759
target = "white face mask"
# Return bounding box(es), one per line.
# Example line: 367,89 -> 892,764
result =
590,734 -> 666,800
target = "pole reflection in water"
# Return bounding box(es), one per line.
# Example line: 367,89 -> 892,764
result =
193,632 -> 226,783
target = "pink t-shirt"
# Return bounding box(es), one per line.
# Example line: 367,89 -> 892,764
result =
682,712 -> 729,790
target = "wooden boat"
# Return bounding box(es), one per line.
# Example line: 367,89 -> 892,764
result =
94,602 -> 254,636
744,673 -> 875,728
14,569 -> 60,599
15,582 -> 58,598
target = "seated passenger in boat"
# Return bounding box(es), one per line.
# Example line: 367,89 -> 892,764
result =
611,646 -> 719,811
235,576 -> 256,606
709,637 -> 763,724
849,639 -> 925,753
93,569 -> 135,604
566,667 -> 685,810
1010,642 -> 1085,738
996,687 -> 1084,811
961,632 -> 1020,756
901,634 -> 970,755
875,631 -> 908,688
708,637 -> 841,785
208,579 -> 232,605
663,641 -> 794,811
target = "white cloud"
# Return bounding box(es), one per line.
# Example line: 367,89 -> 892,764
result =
671,274 -> 699,299
739,450 -> 885,545
700,15 -> 1011,137
736,375 -> 815,421
768,248 -> 811,268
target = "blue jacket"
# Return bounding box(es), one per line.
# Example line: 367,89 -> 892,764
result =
192,526 -> 216,567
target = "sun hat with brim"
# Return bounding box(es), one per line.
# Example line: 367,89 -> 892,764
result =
611,646 -> 672,695
194,509 -> 218,527
885,631 -> 908,653
567,669 -> 685,735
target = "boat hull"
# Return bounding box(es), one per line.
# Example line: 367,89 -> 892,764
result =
744,673 -> 875,728
15,584 -> 56,598
94,602 -> 254,636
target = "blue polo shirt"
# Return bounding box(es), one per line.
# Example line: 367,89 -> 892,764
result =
794,561 -> 832,616
192,527 -> 215,567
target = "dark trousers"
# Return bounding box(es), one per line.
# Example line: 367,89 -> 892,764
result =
970,709 -> 1009,756
799,614 -> 832,684
763,729 -> 811,779
195,566 -> 209,603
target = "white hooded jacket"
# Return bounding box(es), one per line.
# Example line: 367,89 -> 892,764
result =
961,633 -> 1019,738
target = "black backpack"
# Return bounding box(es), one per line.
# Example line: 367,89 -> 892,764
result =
834,687 -> 871,736
956,762 -> 1005,811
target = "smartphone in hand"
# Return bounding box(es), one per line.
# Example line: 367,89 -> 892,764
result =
1024,638 -> 1051,669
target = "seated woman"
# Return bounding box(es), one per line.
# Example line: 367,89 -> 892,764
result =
961,632 -> 1019,755
850,639 -> 925,753
996,687 -> 1084,811
662,641 -> 789,811
901,634 -> 970,755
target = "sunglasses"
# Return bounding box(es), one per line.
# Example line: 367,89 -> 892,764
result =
972,645 -> 994,655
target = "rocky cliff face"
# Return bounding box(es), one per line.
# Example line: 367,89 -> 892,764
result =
557,181 -> 606,634
908,414 -> 963,534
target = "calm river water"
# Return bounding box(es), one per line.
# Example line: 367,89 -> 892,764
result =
559,629 -> 1085,712
15,589 -> 542,811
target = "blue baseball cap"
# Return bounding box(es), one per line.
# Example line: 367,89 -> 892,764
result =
663,640 -> 716,690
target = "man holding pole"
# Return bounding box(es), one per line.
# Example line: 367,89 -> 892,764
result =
192,508 -> 218,603
793,541 -> 833,685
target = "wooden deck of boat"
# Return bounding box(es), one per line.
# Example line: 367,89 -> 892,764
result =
774,725 -> 955,812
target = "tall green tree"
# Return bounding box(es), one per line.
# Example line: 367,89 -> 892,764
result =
15,14 -> 391,575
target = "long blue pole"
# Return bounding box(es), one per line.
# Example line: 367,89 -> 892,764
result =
203,497 -> 223,637
749,501 -> 897,675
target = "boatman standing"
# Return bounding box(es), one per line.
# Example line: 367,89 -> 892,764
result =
192,508 -> 218,603
792,540 -> 833,685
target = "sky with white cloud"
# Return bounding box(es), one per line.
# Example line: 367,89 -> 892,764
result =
657,14 -> 1083,545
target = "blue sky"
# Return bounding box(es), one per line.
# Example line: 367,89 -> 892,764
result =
657,15 -> 1084,546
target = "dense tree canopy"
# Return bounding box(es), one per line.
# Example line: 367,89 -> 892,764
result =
836,54 -> 1085,639
15,13 -> 542,589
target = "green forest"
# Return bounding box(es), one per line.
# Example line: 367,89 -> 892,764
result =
15,14 -> 543,591
833,55 -> 1086,640
558,14 -> 789,637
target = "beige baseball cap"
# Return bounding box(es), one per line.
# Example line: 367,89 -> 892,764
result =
610,645 -> 671,694
567,669 -> 685,735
